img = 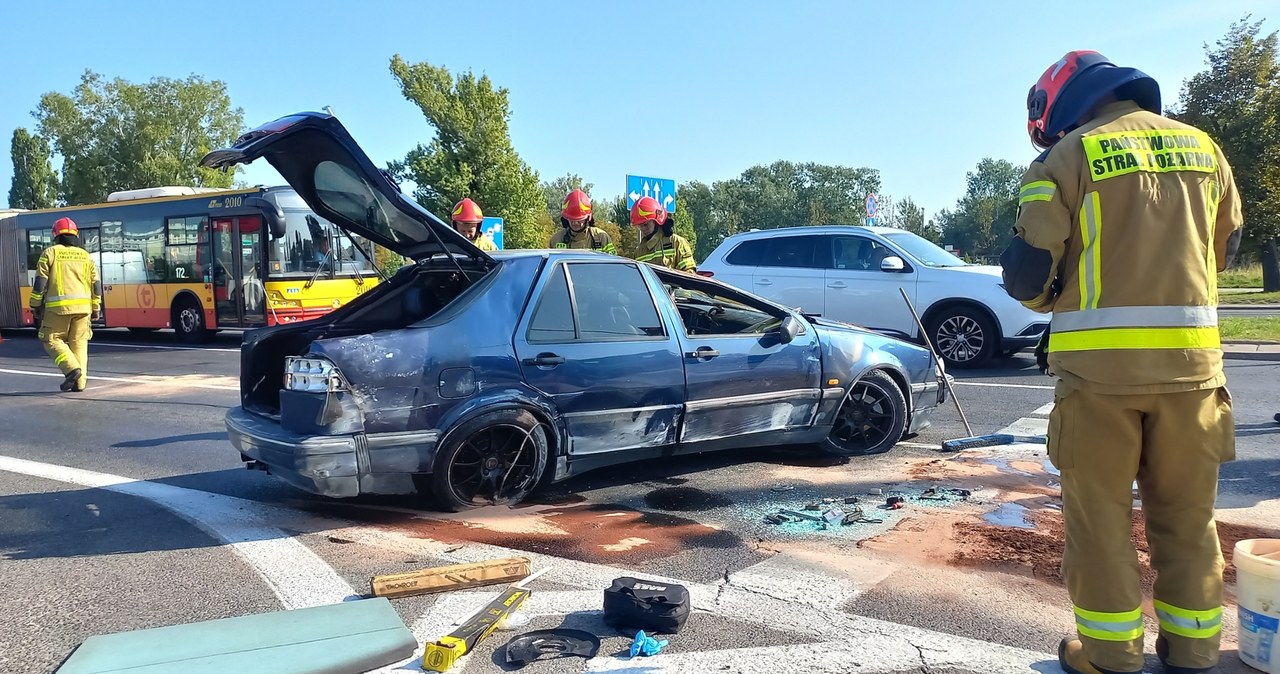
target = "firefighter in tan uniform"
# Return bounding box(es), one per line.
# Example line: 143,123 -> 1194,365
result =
1001,51 -> 1242,674
450,198 -> 498,252
629,196 -> 696,272
549,189 -> 617,254
30,217 -> 102,392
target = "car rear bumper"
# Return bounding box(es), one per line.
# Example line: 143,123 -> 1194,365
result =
225,406 -> 438,498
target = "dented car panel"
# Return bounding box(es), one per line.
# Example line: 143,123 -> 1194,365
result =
208,112 -> 946,503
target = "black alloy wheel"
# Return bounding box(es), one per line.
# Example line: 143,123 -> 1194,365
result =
432,409 -> 549,511
820,369 -> 907,457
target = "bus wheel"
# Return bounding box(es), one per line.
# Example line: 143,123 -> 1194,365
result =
173,298 -> 213,344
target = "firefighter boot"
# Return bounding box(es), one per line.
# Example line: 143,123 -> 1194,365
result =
1059,639 -> 1141,674
1157,634 -> 1217,674
60,368 -> 82,392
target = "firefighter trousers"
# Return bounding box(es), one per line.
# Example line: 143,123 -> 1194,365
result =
1050,384 -> 1234,672
38,312 -> 92,390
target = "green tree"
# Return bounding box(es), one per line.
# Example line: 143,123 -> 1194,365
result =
672,193 -> 698,259
388,55 -> 544,250
892,196 -> 940,242
936,158 -> 1021,259
35,71 -> 243,204
685,161 -> 880,259
609,196 -> 639,257
8,128 -> 59,209
1169,17 -> 1280,290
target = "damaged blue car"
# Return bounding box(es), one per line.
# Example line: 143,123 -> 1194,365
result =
201,112 -> 948,510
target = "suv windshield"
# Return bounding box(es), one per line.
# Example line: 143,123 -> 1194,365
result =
882,231 -> 969,268
269,209 -> 373,278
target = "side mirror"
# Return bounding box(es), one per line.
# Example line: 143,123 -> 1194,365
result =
880,256 -> 906,272
776,314 -> 802,344
245,197 -> 287,239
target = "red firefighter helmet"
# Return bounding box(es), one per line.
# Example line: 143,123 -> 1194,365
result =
561,189 -> 593,224
53,217 -> 79,237
451,198 -> 484,224
1027,50 -> 1160,150
629,196 -> 667,226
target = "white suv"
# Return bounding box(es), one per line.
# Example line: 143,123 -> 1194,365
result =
697,226 -> 1049,367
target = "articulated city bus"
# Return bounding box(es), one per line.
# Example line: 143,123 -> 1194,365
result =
0,185 -> 383,341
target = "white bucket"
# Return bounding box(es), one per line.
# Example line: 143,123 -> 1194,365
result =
1235,539 -> 1280,672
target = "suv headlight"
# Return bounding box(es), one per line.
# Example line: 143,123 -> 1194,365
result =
283,356 -> 347,393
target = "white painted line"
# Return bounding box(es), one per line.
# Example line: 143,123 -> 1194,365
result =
897,441 -> 943,450
0,457 -> 1065,672
954,381 -> 1055,390
1031,402 -> 1055,416
996,417 -> 1049,437
92,342 -> 240,353
0,456 -> 354,610
0,367 -> 239,391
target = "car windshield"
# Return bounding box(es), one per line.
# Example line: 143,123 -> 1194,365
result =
882,232 -> 969,267
269,209 -> 373,278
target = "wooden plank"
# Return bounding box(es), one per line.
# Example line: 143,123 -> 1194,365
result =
370,556 -> 531,599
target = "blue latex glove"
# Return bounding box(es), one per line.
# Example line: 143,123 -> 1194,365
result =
629,630 -> 668,657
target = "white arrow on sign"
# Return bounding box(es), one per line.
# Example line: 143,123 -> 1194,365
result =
643,181 -> 651,198
628,191 -> 640,204
653,182 -> 662,205
663,195 -> 674,209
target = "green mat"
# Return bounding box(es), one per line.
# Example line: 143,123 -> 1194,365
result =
57,598 -> 417,674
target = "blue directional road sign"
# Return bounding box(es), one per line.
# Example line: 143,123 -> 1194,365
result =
627,175 -> 677,212
865,193 -> 878,217
482,216 -> 504,249
865,216 -> 877,227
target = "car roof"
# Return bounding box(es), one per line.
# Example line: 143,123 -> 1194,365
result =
723,225 -> 909,241
487,249 -> 614,260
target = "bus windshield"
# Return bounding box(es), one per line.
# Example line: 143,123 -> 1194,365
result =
270,209 -> 374,278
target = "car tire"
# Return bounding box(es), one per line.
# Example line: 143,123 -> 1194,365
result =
431,408 -> 549,512
173,297 -> 213,344
820,370 -> 908,457
927,306 -> 996,369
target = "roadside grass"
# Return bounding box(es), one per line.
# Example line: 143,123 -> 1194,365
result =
1220,316 -> 1280,342
1218,263 -> 1263,288
1220,291 -> 1280,305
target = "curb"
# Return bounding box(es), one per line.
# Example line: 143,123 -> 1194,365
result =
1223,350 -> 1280,362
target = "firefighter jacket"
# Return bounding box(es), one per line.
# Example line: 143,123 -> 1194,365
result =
1000,100 -> 1243,395
472,234 -> 499,252
635,232 -> 696,272
30,244 -> 102,316
549,226 -> 617,255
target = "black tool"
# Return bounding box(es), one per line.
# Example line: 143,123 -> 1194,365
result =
504,629 -> 600,667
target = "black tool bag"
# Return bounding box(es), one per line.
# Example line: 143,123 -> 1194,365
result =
602,577 -> 690,634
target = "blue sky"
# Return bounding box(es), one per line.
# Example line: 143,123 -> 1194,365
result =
0,0 -> 1269,219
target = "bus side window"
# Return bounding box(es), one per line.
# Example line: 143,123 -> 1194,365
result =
165,216 -> 208,282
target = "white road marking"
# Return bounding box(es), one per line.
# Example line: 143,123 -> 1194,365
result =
0,457 -> 1066,672
1031,402 -> 1055,416
0,367 -> 239,391
91,342 -> 240,353
995,417 -> 1049,437
897,441 -> 943,450
0,456 -> 354,610
954,381 -> 1055,390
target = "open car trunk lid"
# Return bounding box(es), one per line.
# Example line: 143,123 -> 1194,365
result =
199,112 -> 495,266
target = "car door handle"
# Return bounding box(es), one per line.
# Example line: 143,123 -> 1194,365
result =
827,281 -> 847,289
686,347 -> 720,359
522,353 -> 565,367
755,279 -> 772,286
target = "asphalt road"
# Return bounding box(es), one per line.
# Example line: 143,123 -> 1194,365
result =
0,328 -> 1276,674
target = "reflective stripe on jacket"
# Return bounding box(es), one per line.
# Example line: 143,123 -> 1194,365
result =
30,244 -> 101,316
549,226 -> 617,255
634,233 -> 696,272
1004,101 -> 1243,395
